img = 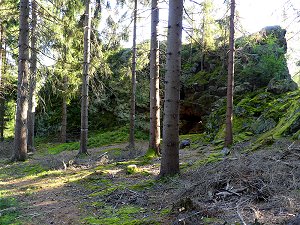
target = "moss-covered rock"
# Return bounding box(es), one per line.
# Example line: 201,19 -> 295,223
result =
181,26 -> 291,134
266,78 -> 298,94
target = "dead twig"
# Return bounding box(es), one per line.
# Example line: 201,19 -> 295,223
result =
288,142 -> 300,151
97,152 -> 108,159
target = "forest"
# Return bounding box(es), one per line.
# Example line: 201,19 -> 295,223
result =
0,0 -> 300,224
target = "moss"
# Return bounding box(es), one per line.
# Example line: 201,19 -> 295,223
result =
88,187 -> 119,197
192,152 -> 223,169
81,177 -> 113,191
130,179 -> 156,191
250,93 -> 300,150
82,205 -> 158,225
126,165 -> 139,174
160,208 -> 171,216
0,162 -> 47,179
179,162 -> 193,171
0,197 -> 20,225
144,148 -> 158,160
180,133 -> 209,143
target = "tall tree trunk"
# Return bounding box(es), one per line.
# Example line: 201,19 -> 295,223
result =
79,0 -> 91,155
0,24 -> 4,142
149,0 -> 160,155
27,0 -> 37,152
129,0 -> 137,149
61,75 -> 67,143
13,0 -> 30,161
160,0 -> 183,177
200,14 -> 206,71
0,23 -> 3,86
225,0 -> 235,147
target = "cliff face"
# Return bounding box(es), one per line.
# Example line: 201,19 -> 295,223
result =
180,26 -> 297,134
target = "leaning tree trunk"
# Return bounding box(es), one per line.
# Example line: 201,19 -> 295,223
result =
79,0 -> 91,155
149,0 -> 160,155
13,0 -> 30,161
224,0 -> 235,147
160,0 -> 183,177
27,0 -> 37,152
0,23 -> 4,142
129,0 -> 137,149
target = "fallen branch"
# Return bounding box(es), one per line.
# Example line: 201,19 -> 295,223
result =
97,152 -> 108,159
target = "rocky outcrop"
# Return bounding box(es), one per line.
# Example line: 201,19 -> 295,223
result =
180,26 -> 296,134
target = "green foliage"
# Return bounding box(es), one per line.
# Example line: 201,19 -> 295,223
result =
0,197 -> 20,225
130,179 -> 156,191
237,35 -> 288,87
3,100 -> 16,139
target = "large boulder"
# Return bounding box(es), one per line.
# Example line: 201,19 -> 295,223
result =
266,78 -> 298,94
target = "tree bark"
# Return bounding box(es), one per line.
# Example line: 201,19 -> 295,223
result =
13,0 -> 30,161
149,0 -> 160,155
79,0 -> 91,155
0,24 -> 4,142
160,0 -> 183,177
27,0 -> 37,152
61,75 -> 67,143
200,13 -> 206,71
225,0 -> 235,147
129,0 -> 137,149
0,23 -> 3,86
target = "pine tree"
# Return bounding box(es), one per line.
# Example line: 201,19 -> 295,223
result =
13,0 -> 30,161
160,0 -> 183,176
27,0 -> 38,152
0,23 -> 4,142
79,0 -> 92,154
225,0 -> 235,147
129,0 -> 138,149
149,0 -> 160,155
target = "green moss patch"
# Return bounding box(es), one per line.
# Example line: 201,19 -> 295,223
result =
0,197 -> 20,225
82,205 -> 158,225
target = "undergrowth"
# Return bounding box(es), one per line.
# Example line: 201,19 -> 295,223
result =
46,127 -> 148,154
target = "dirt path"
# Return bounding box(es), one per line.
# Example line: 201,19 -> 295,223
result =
1,139 -> 300,225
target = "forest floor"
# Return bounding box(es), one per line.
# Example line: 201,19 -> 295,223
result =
0,136 -> 300,225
